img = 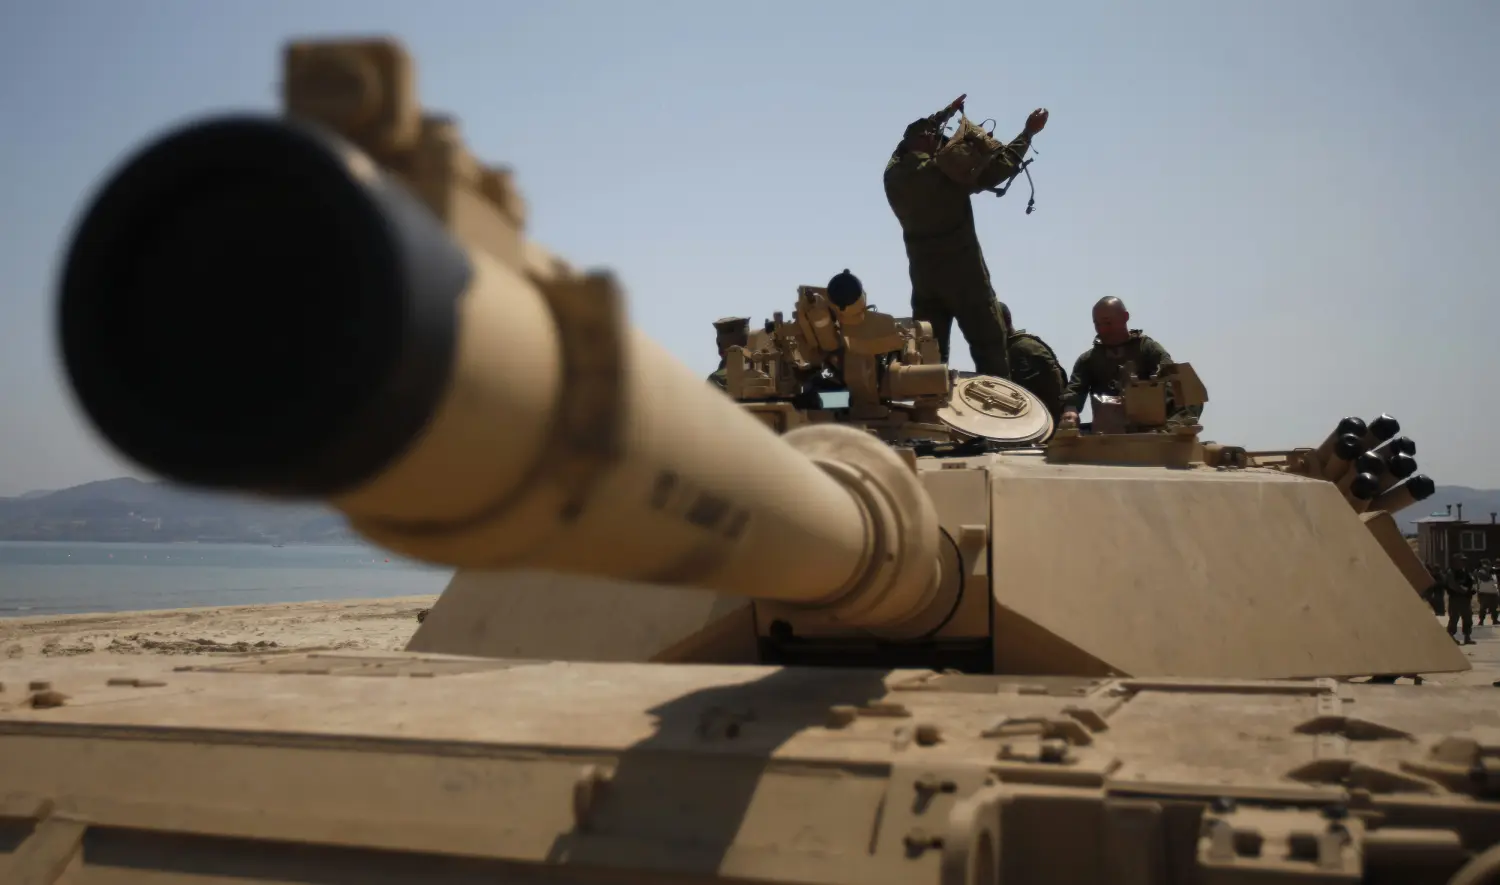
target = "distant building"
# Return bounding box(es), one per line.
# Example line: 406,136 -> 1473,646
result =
1414,502 -> 1500,568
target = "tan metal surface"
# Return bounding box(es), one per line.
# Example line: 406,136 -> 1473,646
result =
983,459 -> 1467,678
1,645 -> 1497,884
936,375 -> 1055,446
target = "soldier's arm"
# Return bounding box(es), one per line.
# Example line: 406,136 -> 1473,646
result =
1044,353 -> 1069,418
1140,336 -> 1174,375
1024,344 -> 1068,418
968,132 -> 1034,192
1059,351 -> 1092,414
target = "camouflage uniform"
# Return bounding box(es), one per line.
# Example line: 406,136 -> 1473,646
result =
1006,325 -> 1067,418
1060,330 -> 1203,426
883,124 -> 1033,379
1446,563 -> 1476,644
707,316 -> 750,391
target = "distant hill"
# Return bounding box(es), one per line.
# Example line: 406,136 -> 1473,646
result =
0,478 -> 357,544
2,476 -> 1492,545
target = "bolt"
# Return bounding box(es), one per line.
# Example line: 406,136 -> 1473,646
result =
914,775 -> 957,794
1039,739 -> 1069,763
1210,796 -> 1237,814
903,828 -> 944,856
827,706 -> 857,728
1320,803 -> 1349,821
29,690 -> 67,709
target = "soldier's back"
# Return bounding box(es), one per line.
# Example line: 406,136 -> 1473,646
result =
883,153 -> 973,247
1008,330 -> 1066,415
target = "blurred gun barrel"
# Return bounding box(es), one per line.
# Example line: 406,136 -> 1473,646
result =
56,115 -> 950,636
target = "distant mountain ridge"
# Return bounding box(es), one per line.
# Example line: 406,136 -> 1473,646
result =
0,477 -> 357,544
2,476 -> 1494,545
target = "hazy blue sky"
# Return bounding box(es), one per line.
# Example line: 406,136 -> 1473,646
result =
1,1 -> 1496,496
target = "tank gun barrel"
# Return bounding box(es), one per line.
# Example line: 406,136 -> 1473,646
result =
56,114 -> 950,636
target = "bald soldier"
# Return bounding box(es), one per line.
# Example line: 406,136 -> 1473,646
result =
707,316 -> 750,390
998,303 -> 1066,419
1059,297 -> 1201,429
884,101 -> 1049,378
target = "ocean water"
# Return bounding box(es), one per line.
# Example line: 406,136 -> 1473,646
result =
0,541 -> 454,617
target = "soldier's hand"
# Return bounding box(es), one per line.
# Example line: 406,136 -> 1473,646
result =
1059,409 -> 1078,428
1024,108 -> 1049,135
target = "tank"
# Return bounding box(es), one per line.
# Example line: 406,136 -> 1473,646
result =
3,37 -> 1496,885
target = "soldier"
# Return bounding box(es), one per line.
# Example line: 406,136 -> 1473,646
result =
1476,558 -> 1499,626
706,316 -> 750,390
883,100 -> 1049,379
998,302 -> 1066,418
1447,555 -> 1477,645
1058,297 -> 1201,430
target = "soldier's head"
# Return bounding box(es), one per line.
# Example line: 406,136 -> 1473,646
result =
1092,296 -> 1131,346
713,317 -> 750,359
902,118 -> 943,155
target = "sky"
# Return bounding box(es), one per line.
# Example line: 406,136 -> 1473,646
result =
0,0 -> 1496,496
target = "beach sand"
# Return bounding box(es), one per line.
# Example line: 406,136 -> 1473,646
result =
2,598 -> 1494,687
0,595 -> 439,665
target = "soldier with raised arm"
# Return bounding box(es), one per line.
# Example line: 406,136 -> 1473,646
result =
883,98 -> 1049,379
1059,296 -> 1201,430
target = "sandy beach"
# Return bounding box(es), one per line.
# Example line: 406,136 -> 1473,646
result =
2,596 -> 1494,687
0,594 -> 439,664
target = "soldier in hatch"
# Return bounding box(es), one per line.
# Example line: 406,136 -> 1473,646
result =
1058,297 -> 1202,430
883,99 -> 1049,379
706,316 -> 750,391
998,303 -> 1066,419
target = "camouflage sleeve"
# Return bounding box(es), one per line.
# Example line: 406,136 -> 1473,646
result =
1060,351 -> 1092,413
1140,336 -> 1174,374
1045,352 -> 1068,417
969,133 -> 1034,192
1024,343 -> 1067,418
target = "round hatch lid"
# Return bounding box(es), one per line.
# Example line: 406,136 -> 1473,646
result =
936,374 -> 1054,446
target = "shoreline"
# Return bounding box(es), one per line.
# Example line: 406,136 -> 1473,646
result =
0,594 -> 438,664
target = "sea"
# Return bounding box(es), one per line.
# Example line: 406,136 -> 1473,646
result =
0,541 -> 455,618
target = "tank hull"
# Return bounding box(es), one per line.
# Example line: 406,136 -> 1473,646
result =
1,647 -> 1496,884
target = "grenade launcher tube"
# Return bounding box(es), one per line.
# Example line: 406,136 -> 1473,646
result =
56,114 -> 946,633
